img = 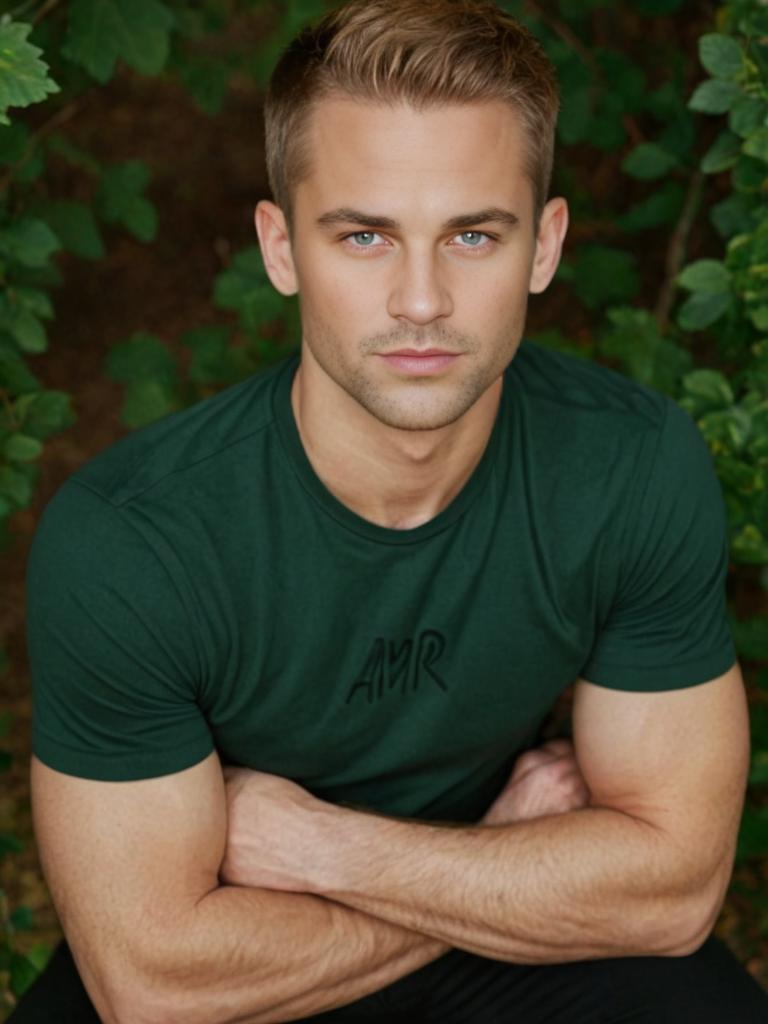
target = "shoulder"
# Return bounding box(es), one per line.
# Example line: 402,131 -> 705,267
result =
509,338 -> 668,429
71,353 -> 296,509
506,339 -> 683,491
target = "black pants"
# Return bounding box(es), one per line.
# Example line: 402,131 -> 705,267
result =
7,933 -> 768,1023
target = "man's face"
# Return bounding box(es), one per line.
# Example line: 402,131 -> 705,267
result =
264,96 -> 565,432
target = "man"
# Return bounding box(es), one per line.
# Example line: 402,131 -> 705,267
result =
13,0 -> 768,1021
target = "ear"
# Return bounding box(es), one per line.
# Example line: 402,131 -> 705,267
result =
254,200 -> 299,296
529,196 -> 569,295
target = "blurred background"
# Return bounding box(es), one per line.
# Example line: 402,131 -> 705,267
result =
1,0 -> 767,1015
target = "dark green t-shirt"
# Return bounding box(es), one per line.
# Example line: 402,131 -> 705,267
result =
27,339 -> 736,821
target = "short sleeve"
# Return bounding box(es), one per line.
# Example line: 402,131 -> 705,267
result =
580,397 -> 737,691
26,479 -> 215,780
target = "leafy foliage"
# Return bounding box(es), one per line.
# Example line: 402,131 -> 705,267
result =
0,19 -> 59,124
1,0 -> 768,1007
62,0 -> 175,83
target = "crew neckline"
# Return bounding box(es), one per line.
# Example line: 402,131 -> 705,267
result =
272,351 -> 510,545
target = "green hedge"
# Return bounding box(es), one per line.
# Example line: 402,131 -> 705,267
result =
1,0 -> 767,1010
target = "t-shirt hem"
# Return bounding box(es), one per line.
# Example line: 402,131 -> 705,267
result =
31,732 -> 216,781
579,644 -> 737,692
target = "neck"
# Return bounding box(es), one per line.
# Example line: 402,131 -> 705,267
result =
290,353 -> 503,530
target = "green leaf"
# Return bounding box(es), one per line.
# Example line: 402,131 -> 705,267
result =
729,96 -> 768,138
699,34 -> 744,79
96,161 -> 157,242
0,217 -> 60,268
0,295 -> 47,353
0,832 -> 24,858
0,21 -> 60,125
25,944 -> 52,972
677,259 -> 731,293
0,345 -> 40,394
700,130 -> 741,173
731,525 -> 768,566
10,950 -> 39,997
676,291 -> 732,330
120,378 -> 179,428
3,434 -> 43,462
40,201 -> 105,260
105,331 -> 174,383
172,50 -> 230,115
743,128 -> 768,164
749,749 -> 768,786
105,333 -> 181,426
10,906 -> 34,931
681,368 -> 734,411
734,155 -> 766,192
688,79 -> 742,114
63,0 -> 175,84
11,286 -> 54,320
698,407 -> 752,452
555,245 -> 640,311
0,464 -> 33,507
621,142 -> 679,180
615,181 -> 684,232
180,325 -> 235,384
213,248 -> 287,332
15,391 -> 74,439
597,306 -> 692,394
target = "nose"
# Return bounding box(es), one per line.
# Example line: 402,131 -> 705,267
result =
386,246 -> 454,325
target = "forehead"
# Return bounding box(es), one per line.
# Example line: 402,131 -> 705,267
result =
296,96 -> 530,222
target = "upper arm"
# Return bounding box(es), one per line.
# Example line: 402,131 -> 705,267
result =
31,749 -> 226,1024
572,662 -> 750,925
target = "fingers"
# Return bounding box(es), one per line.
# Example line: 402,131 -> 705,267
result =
513,738 -> 573,775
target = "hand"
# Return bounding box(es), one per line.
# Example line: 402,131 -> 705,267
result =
219,765 -> 325,892
481,738 -> 591,826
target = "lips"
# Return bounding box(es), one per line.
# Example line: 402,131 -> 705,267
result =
386,348 -> 456,356
378,351 -> 461,376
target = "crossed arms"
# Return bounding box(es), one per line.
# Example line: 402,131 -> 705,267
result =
31,664 -> 749,1024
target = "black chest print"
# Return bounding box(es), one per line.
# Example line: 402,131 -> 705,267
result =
345,629 -> 448,706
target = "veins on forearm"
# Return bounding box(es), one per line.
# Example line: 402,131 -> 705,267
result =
310,803 -> 693,963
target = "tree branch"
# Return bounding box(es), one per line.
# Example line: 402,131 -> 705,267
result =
32,0 -> 63,25
654,168 -> 707,335
0,99 -> 82,196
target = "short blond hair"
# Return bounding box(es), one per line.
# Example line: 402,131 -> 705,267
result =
263,0 -> 560,240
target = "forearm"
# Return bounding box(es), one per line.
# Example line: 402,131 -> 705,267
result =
148,883 -> 448,1024
310,805 -> 707,964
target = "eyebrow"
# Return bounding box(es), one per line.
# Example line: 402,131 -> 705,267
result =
315,205 -> 520,232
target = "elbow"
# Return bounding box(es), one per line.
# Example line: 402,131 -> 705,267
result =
110,967 -> 214,1024
58,947 -> 167,1024
97,953 -> 189,1024
648,873 -> 729,959
106,981 -> 174,1024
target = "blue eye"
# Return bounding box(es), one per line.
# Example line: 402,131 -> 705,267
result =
341,230 -> 496,251
459,231 -> 488,247
348,231 -> 379,247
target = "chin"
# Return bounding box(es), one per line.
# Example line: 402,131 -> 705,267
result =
355,394 -> 479,433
